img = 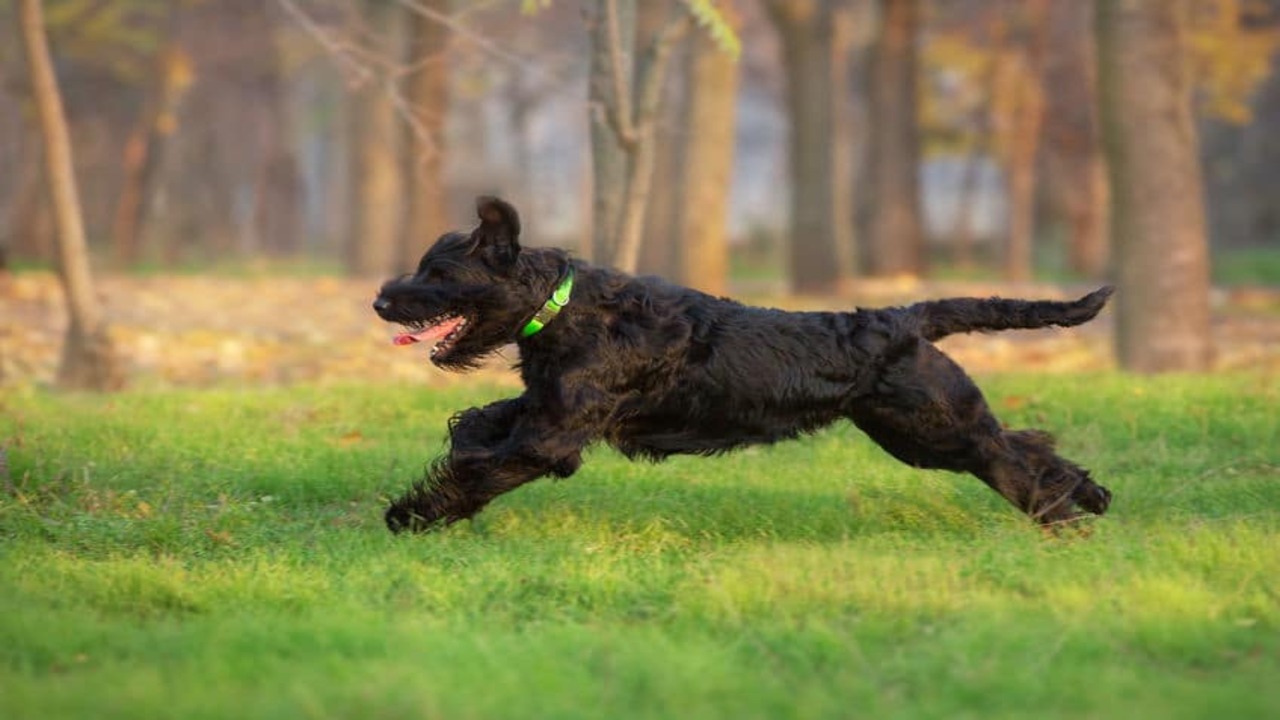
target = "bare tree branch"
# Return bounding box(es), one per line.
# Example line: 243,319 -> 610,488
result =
396,0 -> 561,83
603,0 -> 638,147
277,0 -> 372,86
277,0 -> 442,159
634,12 -> 691,135
611,11 -> 692,272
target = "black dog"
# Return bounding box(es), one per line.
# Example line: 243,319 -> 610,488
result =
374,197 -> 1113,533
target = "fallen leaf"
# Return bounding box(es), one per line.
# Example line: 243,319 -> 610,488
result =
205,529 -> 234,545
335,430 -> 364,447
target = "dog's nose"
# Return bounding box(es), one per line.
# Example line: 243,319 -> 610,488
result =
372,297 -> 392,313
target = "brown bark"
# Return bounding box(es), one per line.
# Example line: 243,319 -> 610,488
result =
588,0 -> 688,273
865,0 -> 924,277
1000,0 -> 1049,283
587,0 -> 636,264
950,66 -> 994,271
401,0 -> 450,267
677,9 -> 740,296
112,43 -> 190,267
253,149 -> 303,256
611,14 -> 688,274
1098,0 -> 1212,372
637,116 -> 682,278
767,0 -> 844,293
16,0 -> 123,390
345,1 -> 404,276
1043,0 -> 1109,279
637,0 -> 682,278
251,7 -> 303,258
830,4 -> 857,277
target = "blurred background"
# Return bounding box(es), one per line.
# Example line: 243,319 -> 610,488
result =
2,0 -> 1278,389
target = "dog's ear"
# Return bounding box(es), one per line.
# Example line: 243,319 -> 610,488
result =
470,196 -> 522,271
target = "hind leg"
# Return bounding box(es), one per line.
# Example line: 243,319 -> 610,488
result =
848,340 -> 1111,524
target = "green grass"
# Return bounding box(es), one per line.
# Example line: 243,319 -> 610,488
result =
1214,247 -> 1280,287
1,375 -> 1278,719
724,244 -> 1280,287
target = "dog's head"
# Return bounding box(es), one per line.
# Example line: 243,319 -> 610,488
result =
374,196 -> 539,370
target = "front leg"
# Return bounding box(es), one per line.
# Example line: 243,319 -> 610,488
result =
384,395 -> 595,533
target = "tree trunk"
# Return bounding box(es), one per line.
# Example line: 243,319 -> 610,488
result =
345,1 -> 404,276
865,0 -> 924,277
401,0 -> 450,267
251,6 -> 303,258
111,37 -> 190,267
638,1 -> 684,279
1000,0 -> 1049,283
611,21 -> 686,274
587,0 -> 636,264
16,0 -> 123,390
768,0 -> 843,293
253,148 -> 303,257
677,8 -> 739,297
830,3 -> 857,277
587,0 -> 687,274
1072,152 -> 1110,279
1098,0 -> 1212,372
1044,0 -> 1109,279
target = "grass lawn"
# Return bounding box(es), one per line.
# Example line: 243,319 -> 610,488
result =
1,374 -> 1278,719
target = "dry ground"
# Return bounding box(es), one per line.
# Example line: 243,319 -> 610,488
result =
2,271 -> 1277,387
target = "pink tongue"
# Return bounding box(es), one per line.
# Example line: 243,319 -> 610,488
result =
392,317 -> 463,347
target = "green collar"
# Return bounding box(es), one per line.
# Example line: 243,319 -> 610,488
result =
520,266 -> 574,338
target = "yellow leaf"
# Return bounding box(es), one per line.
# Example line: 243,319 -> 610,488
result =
205,529 -> 234,545
336,430 -> 364,447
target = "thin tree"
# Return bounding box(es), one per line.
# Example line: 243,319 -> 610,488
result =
637,0 -> 686,278
587,0 -> 691,273
766,0 -> 844,293
948,36 -> 999,271
15,0 -> 124,390
1097,0 -> 1212,371
400,0 -> 450,268
586,0 -> 635,264
864,0 -> 925,277
250,1 -> 304,258
997,0 -> 1049,283
110,27 -> 192,267
676,0 -> 740,296
1043,0 -> 1108,279
346,0 -> 405,277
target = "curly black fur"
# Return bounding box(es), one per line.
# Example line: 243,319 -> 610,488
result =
375,197 -> 1114,533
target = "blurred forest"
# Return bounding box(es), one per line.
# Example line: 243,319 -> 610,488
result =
2,0 -> 1279,389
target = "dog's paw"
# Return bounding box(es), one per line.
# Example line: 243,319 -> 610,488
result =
385,503 -> 441,534
1075,484 -> 1112,516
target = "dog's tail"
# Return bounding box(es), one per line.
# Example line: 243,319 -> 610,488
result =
909,286 -> 1114,342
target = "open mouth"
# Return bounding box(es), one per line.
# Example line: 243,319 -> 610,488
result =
393,315 -> 469,358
